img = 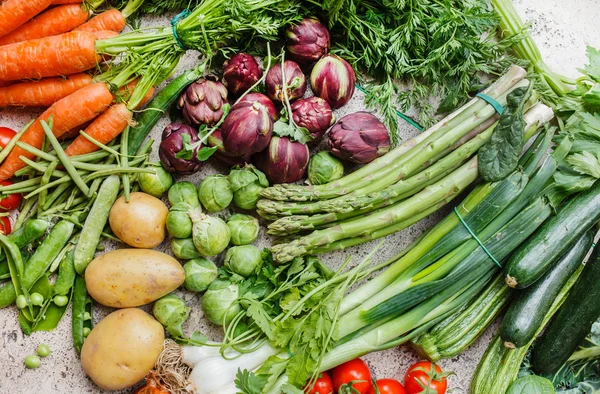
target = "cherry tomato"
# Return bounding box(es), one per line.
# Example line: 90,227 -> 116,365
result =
368,379 -> 406,394
0,216 -> 11,235
0,127 -> 16,149
304,372 -> 334,394
0,181 -> 22,211
404,362 -> 448,394
332,358 -> 373,394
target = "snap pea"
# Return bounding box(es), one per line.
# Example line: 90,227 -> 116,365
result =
53,250 -> 76,296
0,235 -> 32,314
72,275 -> 93,354
74,175 -> 120,274
0,220 -> 74,308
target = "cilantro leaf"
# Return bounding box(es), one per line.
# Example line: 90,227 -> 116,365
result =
235,369 -> 265,394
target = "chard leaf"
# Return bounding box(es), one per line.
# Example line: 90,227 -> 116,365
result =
478,85 -> 532,181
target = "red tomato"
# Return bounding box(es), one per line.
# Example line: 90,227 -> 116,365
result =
0,181 -> 22,211
0,127 -> 16,149
368,379 -> 406,394
404,362 -> 448,394
304,372 -> 334,394
0,216 -> 11,235
332,358 -> 373,394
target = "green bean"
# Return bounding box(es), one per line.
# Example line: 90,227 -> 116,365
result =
43,183 -> 72,211
72,275 -> 93,353
0,120 -> 33,165
18,156 -> 69,178
16,142 -> 56,162
74,175 -> 120,274
41,197 -> 86,217
0,177 -> 42,191
0,220 -> 74,308
37,161 -> 58,215
17,142 -> 123,172
64,187 -> 81,211
41,121 -> 90,196
71,149 -> 114,162
121,126 -> 131,202
82,167 -> 154,182
79,131 -> 121,164
13,199 -> 39,231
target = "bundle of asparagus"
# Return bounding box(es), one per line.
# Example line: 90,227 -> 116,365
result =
257,66 -> 555,263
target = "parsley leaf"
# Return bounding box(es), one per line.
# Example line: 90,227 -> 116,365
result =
235,369 -> 265,394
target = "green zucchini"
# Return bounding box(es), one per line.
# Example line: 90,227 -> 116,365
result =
500,230 -> 593,349
532,238 -> 600,374
504,180 -> 600,289
411,273 -> 512,361
470,264 -> 583,394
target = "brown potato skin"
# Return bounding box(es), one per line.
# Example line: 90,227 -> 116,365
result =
85,248 -> 185,308
109,192 -> 168,248
81,308 -> 165,391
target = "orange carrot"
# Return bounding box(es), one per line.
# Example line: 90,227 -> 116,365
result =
0,4 -> 90,46
65,103 -> 132,156
0,73 -> 92,107
0,31 -> 100,81
52,0 -> 83,3
93,29 -> 119,40
0,0 -> 52,38
117,79 -> 155,109
59,120 -> 92,141
75,9 -> 126,33
0,82 -> 113,180
136,86 -> 155,109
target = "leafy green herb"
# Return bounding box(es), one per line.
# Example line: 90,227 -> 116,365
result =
506,375 -> 555,394
235,369 -> 266,394
478,84 -> 532,181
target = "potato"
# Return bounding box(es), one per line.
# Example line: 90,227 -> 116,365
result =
109,192 -> 168,248
85,248 -> 185,308
81,308 -> 164,391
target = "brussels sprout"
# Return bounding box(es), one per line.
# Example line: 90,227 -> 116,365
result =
228,165 -> 269,210
227,214 -> 259,245
153,294 -> 190,338
224,245 -> 263,277
184,258 -> 218,292
198,175 -> 233,213
308,151 -> 344,185
171,238 -> 202,260
166,211 -> 193,239
138,162 -> 174,197
189,209 -> 231,256
202,279 -> 241,325
168,181 -> 201,209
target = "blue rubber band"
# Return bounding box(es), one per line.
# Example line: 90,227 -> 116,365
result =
355,84 -> 424,132
171,10 -> 191,50
476,93 -> 504,115
454,207 -> 501,268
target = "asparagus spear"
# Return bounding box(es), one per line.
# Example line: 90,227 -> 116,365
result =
262,67 -> 528,202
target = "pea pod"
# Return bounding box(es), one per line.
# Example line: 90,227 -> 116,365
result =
72,275 -> 93,354
74,175 -> 120,275
0,220 -> 74,308
19,274 -> 52,334
128,64 -> 206,155
0,235 -> 31,314
0,218 -> 50,278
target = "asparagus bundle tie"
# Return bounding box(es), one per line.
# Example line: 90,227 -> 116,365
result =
452,207 -> 501,268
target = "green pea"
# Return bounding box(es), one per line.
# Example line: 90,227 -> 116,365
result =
30,293 -> 44,306
53,295 -> 69,307
24,355 -> 40,369
83,327 -> 91,337
36,344 -> 51,357
83,311 -> 92,321
16,295 -> 28,309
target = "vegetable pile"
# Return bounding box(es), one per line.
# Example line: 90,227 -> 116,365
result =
1,1 -> 600,394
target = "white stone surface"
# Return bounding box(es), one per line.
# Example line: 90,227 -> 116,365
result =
0,1 -> 599,393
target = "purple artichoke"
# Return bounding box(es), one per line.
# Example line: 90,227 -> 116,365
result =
254,136 -> 310,184
265,60 -> 307,103
285,17 -> 330,65
178,77 -> 228,126
223,53 -> 263,96
237,93 -> 278,121
221,94 -> 276,157
207,129 -> 253,167
328,112 -> 391,164
159,123 -> 204,174
310,54 -> 356,109
291,97 -> 335,142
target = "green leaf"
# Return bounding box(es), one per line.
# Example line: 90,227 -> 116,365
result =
197,146 -> 218,161
280,287 -> 302,315
566,152 -> 600,178
506,375 -> 555,394
175,133 -> 193,160
235,369 -> 265,394
281,383 -> 305,394
272,120 -> 313,145
246,299 -> 275,340
582,46 -> 600,83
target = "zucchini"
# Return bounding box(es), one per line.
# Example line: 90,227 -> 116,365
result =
411,273 -> 512,361
532,239 -> 600,374
500,230 -> 593,349
504,180 -> 600,288
471,264 -> 583,394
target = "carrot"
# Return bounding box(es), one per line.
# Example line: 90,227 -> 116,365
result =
117,79 -> 155,109
136,86 -> 155,109
0,31 -> 100,81
0,4 -> 90,46
65,103 -> 132,156
0,82 -> 112,180
0,73 -> 92,107
52,0 -> 83,3
75,9 -> 126,33
93,30 -> 119,40
0,0 -> 52,38
59,120 -> 92,141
